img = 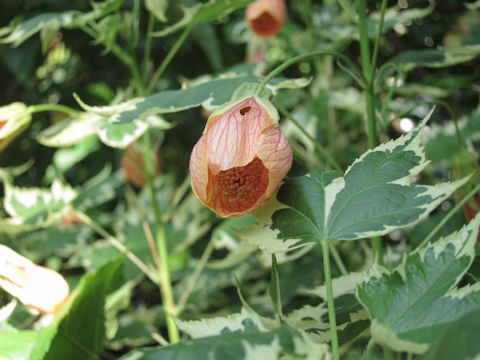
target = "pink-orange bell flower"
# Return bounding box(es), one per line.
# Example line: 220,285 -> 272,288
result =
190,96 -> 292,218
246,0 -> 287,38
0,245 -> 69,314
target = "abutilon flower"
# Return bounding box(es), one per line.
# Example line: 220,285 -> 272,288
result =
0,245 -> 69,314
246,0 -> 287,38
190,96 -> 292,218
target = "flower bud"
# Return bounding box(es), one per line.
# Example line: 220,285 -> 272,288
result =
0,102 -> 32,151
122,143 -> 162,187
0,245 -> 69,314
190,96 -> 292,218
246,0 -> 287,38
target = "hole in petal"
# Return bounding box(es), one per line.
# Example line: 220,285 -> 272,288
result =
207,157 -> 269,216
239,106 -> 251,116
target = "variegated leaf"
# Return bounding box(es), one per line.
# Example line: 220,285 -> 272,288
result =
239,109 -> 469,251
357,214 -> 480,354
3,179 -> 77,227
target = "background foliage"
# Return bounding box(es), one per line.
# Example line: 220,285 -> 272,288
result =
1,0 -> 480,359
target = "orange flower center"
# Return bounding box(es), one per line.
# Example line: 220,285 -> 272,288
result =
250,12 -> 280,37
208,157 -> 269,215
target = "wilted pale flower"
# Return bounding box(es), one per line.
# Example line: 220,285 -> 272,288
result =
0,102 -> 32,151
190,96 -> 292,218
246,0 -> 287,38
0,245 -> 69,314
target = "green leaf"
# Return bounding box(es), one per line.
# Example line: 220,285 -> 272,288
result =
126,313 -> 327,360
30,257 -> 124,360
145,0 -> 169,22
3,179 -> 77,227
243,109 -> 469,249
36,113 -> 102,147
389,45 -> 480,69
0,326 -> 37,360
0,0 -> 124,46
419,308 -> 480,360
0,11 -> 81,47
356,214 -> 480,354
93,76 -> 308,125
151,0 -> 252,37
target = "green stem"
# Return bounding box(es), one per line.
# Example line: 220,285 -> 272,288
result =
277,104 -> 342,171
371,236 -> 383,266
76,211 -> 157,282
29,104 -> 78,116
358,0 -> 371,80
255,50 -> 365,95
142,13 -> 156,82
358,0 -> 389,263
146,23 -> 194,94
365,89 -> 378,149
320,239 -> 339,360
156,225 -> 179,343
419,182 -> 480,248
142,131 -> 180,343
328,242 -> 348,276
366,338 -> 377,360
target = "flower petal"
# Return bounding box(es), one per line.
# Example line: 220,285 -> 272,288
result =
255,126 -> 293,198
189,134 -> 209,202
206,98 -> 273,174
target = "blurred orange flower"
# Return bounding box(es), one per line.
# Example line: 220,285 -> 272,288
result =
246,0 -> 287,38
190,96 -> 292,218
0,245 -> 69,314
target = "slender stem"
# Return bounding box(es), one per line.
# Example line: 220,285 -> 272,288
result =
146,23 -> 194,94
320,239 -> 339,360
150,331 -> 170,346
277,104 -> 342,171
365,338 -> 377,360
142,13 -> 156,82
371,237 -> 383,266
365,87 -> 378,149
358,0 -> 371,80
406,352 -> 413,360
328,242 -> 348,276
384,347 -> 394,360
28,104 -> 78,116
255,50 -> 365,95
175,240 -> 214,314
419,182 -> 480,248
156,226 -> 179,343
142,131 -> 179,343
75,211 -> 157,282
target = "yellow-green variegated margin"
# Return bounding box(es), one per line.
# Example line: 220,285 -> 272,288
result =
238,108 -> 470,253
356,213 -> 480,354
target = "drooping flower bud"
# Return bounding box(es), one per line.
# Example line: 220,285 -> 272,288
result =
246,0 -> 287,39
121,143 -> 162,187
0,245 -> 69,314
190,96 -> 292,218
0,102 -> 32,151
